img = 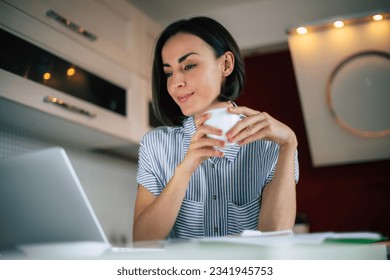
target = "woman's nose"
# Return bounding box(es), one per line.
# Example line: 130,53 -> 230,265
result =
170,74 -> 185,90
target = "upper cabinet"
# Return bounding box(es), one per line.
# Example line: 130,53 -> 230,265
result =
0,0 -> 161,156
3,0 -> 159,78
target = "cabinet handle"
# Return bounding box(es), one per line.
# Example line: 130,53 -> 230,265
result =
43,96 -> 96,118
46,10 -> 97,41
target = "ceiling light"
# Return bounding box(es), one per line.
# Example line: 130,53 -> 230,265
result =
333,21 -> 344,28
287,12 -> 389,35
296,27 -> 308,35
373,14 -> 383,21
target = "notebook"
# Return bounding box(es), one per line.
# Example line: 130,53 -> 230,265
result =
0,147 -> 117,258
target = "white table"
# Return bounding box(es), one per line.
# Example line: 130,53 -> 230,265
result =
101,239 -> 387,260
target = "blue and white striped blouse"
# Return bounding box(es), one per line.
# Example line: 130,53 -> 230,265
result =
137,116 -> 299,239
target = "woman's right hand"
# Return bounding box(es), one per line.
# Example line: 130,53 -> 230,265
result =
178,113 -> 226,175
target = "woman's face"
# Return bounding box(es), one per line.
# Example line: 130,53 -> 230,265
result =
161,33 -> 227,118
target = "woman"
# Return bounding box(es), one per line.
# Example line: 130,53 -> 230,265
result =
133,17 -> 299,241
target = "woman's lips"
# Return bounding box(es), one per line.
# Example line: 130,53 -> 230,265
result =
177,93 -> 194,103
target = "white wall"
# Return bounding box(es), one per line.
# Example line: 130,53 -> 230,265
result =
288,17 -> 390,166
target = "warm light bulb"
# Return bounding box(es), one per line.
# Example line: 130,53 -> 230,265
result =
43,72 -> 51,80
373,14 -> 383,21
296,27 -> 308,35
333,21 -> 344,28
67,67 -> 76,76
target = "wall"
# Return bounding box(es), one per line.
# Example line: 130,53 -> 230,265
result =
237,50 -> 390,236
0,124 -> 139,245
288,17 -> 390,166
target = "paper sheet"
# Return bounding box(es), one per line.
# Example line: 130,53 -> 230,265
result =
200,231 -> 384,248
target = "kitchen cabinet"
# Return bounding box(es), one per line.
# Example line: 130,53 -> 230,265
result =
0,0 -> 161,157
3,0 -> 159,78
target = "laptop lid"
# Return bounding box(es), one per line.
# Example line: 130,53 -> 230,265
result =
0,147 -> 109,250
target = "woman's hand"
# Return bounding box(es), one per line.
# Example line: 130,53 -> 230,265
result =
178,113 -> 225,175
226,106 -> 297,148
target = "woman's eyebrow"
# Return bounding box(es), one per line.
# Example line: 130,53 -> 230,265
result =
163,52 -> 199,67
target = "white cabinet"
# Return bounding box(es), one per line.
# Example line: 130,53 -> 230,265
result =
3,0 -> 159,78
0,0 -> 161,156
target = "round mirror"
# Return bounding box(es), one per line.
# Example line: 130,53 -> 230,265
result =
326,50 -> 390,138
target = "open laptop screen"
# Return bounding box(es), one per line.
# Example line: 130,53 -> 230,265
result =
0,147 -> 108,250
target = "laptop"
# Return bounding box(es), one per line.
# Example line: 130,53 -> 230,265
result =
0,147 -> 113,258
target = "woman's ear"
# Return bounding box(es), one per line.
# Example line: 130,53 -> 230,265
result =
221,51 -> 234,77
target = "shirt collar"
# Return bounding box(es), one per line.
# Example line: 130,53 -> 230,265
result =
183,116 -> 240,163
183,116 -> 196,155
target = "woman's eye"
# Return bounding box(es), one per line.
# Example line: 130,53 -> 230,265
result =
184,64 -> 196,70
164,72 -> 172,78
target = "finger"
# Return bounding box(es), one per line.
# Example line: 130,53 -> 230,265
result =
226,112 -> 268,140
228,106 -> 259,116
229,121 -> 268,144
194,147 -> 225,158
199,124 -> 223,136
191,137 -> 226,149
191,125 -> 223,144
194,112 -> 211,128
187,143 -> 225,159
237,129 -> 269,146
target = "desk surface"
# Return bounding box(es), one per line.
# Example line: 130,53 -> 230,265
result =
1,238 -> 387,260
101,239 -> 387,260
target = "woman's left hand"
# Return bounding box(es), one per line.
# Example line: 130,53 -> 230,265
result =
225,106 -> 297,148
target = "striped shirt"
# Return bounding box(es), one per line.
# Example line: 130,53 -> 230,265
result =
137,116 -> 299,239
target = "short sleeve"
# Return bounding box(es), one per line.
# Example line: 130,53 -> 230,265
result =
294,149 -> 299,183
264,146 -> 299,186
137,132 -> 163,196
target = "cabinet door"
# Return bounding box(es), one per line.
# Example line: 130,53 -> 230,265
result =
0,0 -> 159,154
4,0 -> 160,77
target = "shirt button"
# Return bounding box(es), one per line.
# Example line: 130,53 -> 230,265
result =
214,227 -> 218,234
212,195 -> 217,200
211,163 -> 215,168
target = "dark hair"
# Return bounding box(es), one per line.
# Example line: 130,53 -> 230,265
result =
151,16 -> 246,126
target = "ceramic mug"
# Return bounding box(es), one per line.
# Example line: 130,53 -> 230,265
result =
204,108 -> 244,145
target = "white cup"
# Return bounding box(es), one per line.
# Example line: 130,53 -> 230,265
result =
204,108 -> 243,145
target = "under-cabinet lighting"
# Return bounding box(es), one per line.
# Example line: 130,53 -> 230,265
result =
296,27 -> 308,35
67,67 -> 76,76
287,11 -> 389,35
43,72 -> 51,80
373,14 -> 383,21
333,20 -> 344,28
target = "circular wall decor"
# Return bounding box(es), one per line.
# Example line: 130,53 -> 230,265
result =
326,50 -> 390,138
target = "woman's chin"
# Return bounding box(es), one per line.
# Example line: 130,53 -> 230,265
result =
180,107 -> 195,117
